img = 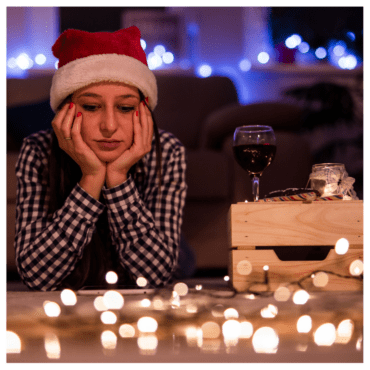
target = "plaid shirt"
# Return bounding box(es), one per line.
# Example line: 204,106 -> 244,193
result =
14,129 -> 187,291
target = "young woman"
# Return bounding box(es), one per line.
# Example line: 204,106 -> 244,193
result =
14,26 -> 187,291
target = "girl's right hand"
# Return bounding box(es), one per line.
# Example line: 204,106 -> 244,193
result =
51,102 -> 106,179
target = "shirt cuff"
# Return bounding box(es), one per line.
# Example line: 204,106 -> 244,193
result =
65,183 -> 106,222
101,175 -> 141,210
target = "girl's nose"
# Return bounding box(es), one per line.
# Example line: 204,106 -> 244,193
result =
100,108 -> 118,134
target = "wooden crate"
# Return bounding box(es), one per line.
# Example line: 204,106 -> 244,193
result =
228,201 -> 363,292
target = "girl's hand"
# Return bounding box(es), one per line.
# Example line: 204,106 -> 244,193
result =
51,102 -> 106,178
52,102 -> 106,199
105,100 -> 154,188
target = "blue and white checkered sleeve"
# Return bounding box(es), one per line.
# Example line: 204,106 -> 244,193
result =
14,137 -> 105,291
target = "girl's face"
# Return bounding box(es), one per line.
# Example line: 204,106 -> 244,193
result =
72,82 -> 141,163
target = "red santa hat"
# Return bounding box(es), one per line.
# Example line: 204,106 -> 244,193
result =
50,26 -> 157,112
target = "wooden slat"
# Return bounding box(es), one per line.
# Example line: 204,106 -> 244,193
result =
230,201 -> 363,249
230,249 -> 363,292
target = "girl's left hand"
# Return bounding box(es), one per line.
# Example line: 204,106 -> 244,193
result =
105,100 -> 154,188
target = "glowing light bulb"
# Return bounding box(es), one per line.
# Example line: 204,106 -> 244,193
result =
103,290 -> 124,309
137,317 -> 158,333
260,304 -> 278,318
285,34 -> 302,49
313,272 -> 329,287
274,286 -> 291,301
349,259 -> 363,276
240,321 -> 254,338
239,58 -> 252,71
174,282 -> 189,296
333,44 -> 346,57
195,284 -> 203,291
6,331 -> 21,354
223,275 -> 230,282
335,319 -> 354,344
153,45 -> 166,57
201,321 -> 221,339
119,324 -> 135,338
7,57 -> 17,69
141,298 -> 151,308
236,260 -> 252,275
101,330 -> 117,350
197,64 -> 212,78
257,52 -> 270,64
100,311 -> 117,324
252,327 -> 279,353
35,53 -> 46,65
137,334 -> 158,352
148,52 -> 162,70
314,323 -> 336,346
298,42 -> 310,53
43,301 -> 61,317
222,320 -> 241,340
297,315 -> 312,333
315,47 -> 327,59
162,52 -> 174,64
44,332 -> 61,359
335,238 -> 349,254
105,271 -> 118,284
293,290 -> 310,305
60,289 -> 77,306
94,296 -> 108,311
224,308 -> 239,319
136,277 -> 148,287
16,53 -> 33,70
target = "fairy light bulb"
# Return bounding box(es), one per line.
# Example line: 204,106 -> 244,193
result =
335,238 -> 349,255
43,301 -> 61,317
101,330 -> 117,350
105,271 -> 118,284
60,289 -> 77,306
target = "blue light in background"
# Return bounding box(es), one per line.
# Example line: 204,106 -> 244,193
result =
197,64 -> 212,78
140,39 -> 147,50
347,31 -> 356,41
257,52 -> 270,64
315,47 -> 327,59
285,34 -> 302,49
153,45 -> 166,57
239,58 -> 252,72
298,42 -> 310,54
162,52 -> 174,64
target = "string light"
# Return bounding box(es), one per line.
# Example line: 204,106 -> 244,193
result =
60,289 -> 77,306
6,331 -> 21,354
314,323 -> 336,346
43,301 -> 61,317
335,238 -> 349,255
119,324 -> 135,338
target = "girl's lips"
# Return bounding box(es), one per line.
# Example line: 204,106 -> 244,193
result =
97,141 -> 121,150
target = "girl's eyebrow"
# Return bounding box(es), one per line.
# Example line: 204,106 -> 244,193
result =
76,92 -> 140,100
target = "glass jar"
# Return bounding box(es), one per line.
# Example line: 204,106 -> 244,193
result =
309,163 -> 346,196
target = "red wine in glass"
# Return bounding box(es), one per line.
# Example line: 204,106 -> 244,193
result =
233,126 -> 276,201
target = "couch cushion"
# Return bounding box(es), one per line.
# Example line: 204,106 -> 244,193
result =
185,149 -> 231,200
154,75 -> 238,149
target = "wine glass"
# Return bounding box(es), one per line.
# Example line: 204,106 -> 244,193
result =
233,125 -> 276,202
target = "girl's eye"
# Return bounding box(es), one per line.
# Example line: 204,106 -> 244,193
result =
82,104 -> 99,111
118,106 -> 135,113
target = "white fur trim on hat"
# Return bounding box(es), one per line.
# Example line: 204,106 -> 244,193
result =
50,53 -> 157,112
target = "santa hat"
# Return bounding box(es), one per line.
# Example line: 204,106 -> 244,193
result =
50,26 -> 157,112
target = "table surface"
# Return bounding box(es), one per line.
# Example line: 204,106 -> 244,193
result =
7,279 -> 363,363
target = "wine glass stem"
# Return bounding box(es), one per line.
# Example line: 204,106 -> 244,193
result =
252,175 -> 260,202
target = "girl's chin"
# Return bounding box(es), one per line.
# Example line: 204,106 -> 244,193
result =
96,151 -> 122,163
